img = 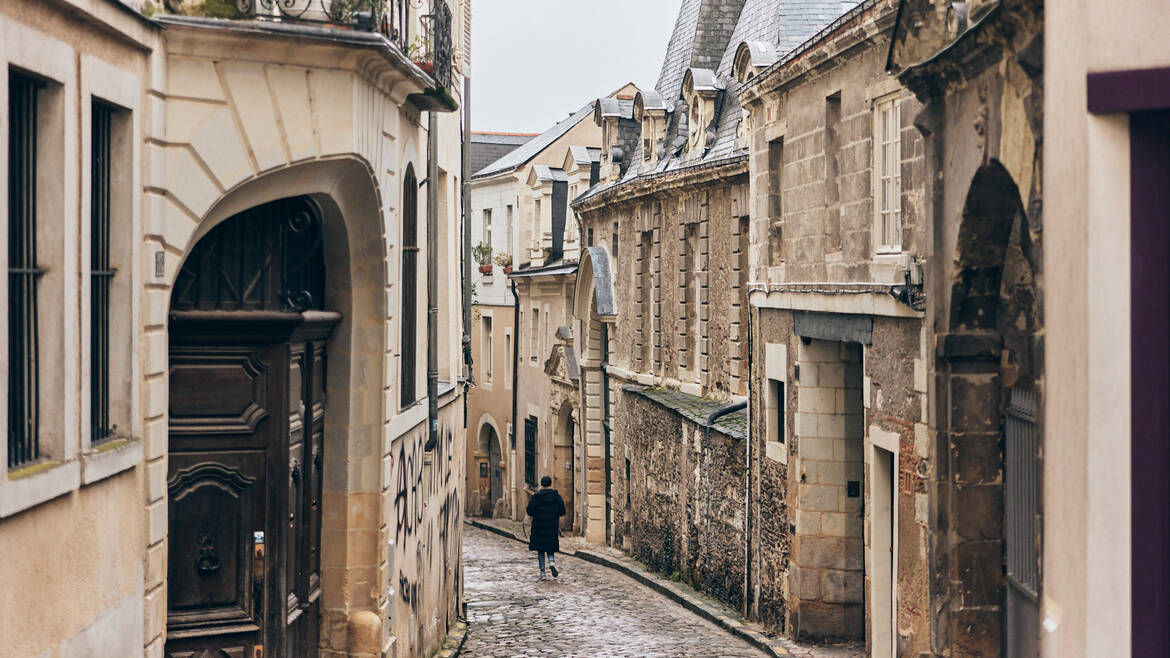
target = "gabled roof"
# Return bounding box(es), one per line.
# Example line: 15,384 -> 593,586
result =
564,146 -> 602,171
472,101 -> 596,179
527,165 -> 569,185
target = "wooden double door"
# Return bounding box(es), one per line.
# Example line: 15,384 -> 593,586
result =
164,194 -> 336,658
166,315 -> 337,658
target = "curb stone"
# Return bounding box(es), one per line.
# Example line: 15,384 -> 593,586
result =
435,619 -> 468,657
464,518 -> 791,657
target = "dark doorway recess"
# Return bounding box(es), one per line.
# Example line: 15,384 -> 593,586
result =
165,196 -> 339,658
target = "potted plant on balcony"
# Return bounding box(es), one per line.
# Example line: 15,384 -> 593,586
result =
406,35 -> 433,74
473,241 -> 493,274
494,252 -> 513,275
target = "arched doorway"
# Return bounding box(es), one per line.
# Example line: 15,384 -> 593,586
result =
165,196 -> 339,657
477,422 -> 503,517
940,161 -> 1041,657
553,403 -> 577,532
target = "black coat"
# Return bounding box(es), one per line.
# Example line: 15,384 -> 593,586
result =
526,488 -> 565,553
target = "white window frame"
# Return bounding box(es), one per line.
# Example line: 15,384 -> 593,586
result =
530,307 -> 539,363
481,314 -> 493,386
504,328 -> 513,390
764,343 -> 787,464
482,207 -> 492,246
872,93 -> 903,254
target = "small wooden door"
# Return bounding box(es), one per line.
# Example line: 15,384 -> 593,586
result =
165,197 -> 334,658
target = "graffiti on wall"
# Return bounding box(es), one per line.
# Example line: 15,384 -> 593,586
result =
387,407 -> 463,658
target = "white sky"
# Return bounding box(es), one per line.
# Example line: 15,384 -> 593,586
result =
470,0 -> 682,133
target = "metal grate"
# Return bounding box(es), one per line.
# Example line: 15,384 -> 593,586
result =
8,72 -> 42,468
400,165 -> 418,408
91,100 -> 114,444
1004,386 -> 1040,598
524,416 -> 537,487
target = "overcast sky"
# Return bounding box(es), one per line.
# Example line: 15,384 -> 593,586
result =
471,1 -> 682,133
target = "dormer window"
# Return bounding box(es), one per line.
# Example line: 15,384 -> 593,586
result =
633,89 -> 670,166
733,41 -> 778,84
682,68 -> 724,156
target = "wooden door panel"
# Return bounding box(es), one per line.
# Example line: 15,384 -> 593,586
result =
169,347 -> 271,450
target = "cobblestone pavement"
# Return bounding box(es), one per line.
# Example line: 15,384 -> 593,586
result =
461,525 -> 766,657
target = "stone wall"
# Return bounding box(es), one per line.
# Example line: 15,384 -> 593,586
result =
580,174 -> 749,398
612,391 -> 747,610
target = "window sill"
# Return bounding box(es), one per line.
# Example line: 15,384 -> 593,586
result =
81,437 -> 143,486
765,441 -> 787,464
0,459 -> 81,518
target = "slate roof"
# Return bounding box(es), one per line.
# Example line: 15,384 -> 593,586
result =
531,165 -> 569,183
623,384 -> 748,440
567,146 -> 602,166
580,0 -> 853,199
472,102 -> 597,180
469,132 -> 536,176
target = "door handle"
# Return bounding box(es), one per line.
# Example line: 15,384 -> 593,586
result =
253,531 -> 265,617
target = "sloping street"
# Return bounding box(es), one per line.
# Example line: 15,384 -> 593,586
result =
461,525 -> 765,657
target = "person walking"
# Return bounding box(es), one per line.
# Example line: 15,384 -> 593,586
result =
526,475 -> 566,580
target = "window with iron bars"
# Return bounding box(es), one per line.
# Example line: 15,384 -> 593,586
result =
8,71 -> 43,469
524,416 -> 537,487
90,100 -> 115,445
400,164 -> 419,408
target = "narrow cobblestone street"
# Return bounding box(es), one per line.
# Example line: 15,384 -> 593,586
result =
461,525 -> 766,657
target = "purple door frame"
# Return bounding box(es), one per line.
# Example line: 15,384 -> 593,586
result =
1089,67 -> 1170,658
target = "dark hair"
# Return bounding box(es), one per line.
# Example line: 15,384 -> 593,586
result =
540,475 -> 552,487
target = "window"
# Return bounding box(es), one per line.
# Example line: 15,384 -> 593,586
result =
400,164 -> 419,407
8,72 -> 43,468
767,378 -> 785,446
764,342 -> 787,463
524,416 -> 537,486
874,95 -> 903,253
825,92 -> 842,253
90,100 -> 115,444
504,329 -> 513,388
611,222 -> 619,262
530,307 -> 539,362
767,137 -> 784,265
587,227 -> 594,247
625,458 -> 631,509
533,199 -> 541,250
638,231 -> 652,368
481,316 -> 493,383
506,204 -> 513,253
482,208 -> 492,245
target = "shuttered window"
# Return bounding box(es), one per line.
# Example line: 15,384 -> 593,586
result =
401,164 -> 418,408
8,72 -> 42,468
90,100 -> 114,444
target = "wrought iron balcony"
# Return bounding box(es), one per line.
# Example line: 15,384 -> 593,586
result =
232,0 -> 453,90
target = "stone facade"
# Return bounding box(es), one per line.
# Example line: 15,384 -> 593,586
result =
0,1 -> 469,656
890,0 -> 1044,655
739,1 -> 931,650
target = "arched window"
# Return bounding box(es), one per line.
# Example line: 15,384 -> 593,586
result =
400,164 -> 418,408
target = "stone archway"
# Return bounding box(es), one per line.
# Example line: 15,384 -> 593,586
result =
552,401 -> 578,531
937,161 -> 1041,655
164,158 -> 389,654
475,420 -> 504,517
573,246 -> 616,544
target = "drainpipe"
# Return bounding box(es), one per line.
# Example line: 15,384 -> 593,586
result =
462,76 -> 473,387
509,278 -> 521,519
745,303 -> 754,619
426,109 -> 439,452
